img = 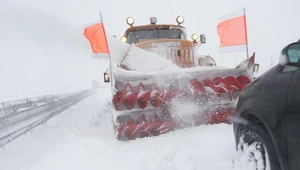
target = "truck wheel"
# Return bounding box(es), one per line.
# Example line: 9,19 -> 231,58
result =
234,124 -> 280,170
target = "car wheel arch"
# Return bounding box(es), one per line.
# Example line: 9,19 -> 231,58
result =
243,113 -> 266,130
237,111 -> 282,169
238,112 -> 272,142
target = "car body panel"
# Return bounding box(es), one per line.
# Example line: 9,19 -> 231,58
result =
286,67 -> 300,169
233,64 -> 298,170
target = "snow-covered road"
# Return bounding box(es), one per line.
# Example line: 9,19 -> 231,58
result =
0,86 -> 249,170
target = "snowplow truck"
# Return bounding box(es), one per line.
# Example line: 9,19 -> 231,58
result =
105,16 -> 256,140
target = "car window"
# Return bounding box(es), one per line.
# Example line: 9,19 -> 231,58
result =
287,48 -> 300,63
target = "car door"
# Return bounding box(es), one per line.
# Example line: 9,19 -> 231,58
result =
286,65 -> 300,170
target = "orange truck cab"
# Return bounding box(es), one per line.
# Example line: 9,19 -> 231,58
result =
103,16 -> 214,83
119,16 -> 208,68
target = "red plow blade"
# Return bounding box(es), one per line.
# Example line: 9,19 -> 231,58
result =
111,54 -> 255,140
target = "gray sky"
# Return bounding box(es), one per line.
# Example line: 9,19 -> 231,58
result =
18,0 -> 300,73
1,0 -> 299,100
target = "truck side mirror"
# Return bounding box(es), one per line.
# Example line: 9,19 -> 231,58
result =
200,34 -> 206,44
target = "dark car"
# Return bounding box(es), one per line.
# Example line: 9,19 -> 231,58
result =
233,40 -> 300,170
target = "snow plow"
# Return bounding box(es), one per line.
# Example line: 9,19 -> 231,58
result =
101,16 -> 256,140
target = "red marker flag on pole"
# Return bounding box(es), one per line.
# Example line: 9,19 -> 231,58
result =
83,17 -> 110,55
217,8 -> 248,54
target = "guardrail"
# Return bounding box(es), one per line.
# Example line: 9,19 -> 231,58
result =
0,89 -> 94,148
0,90 -> 85,116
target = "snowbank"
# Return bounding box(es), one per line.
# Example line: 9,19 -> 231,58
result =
103,36 -> 178,72
0,88 -> 263,170
103,35 -> 254,80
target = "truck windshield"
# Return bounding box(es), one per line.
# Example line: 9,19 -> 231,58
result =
126,28 -> 185,44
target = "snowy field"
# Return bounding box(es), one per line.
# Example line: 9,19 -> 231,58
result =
0,86 -> 255,170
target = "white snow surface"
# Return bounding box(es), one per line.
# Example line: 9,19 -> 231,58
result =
0,86 -> 262,170
102,37 -> 178,72
120,44 -> 178,72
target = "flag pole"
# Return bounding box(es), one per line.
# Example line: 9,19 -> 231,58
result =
99,12 -> 114,91
243,7 -> 249,59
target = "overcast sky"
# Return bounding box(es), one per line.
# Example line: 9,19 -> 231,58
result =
1,0 -> 299,100
15,0 -> 300,71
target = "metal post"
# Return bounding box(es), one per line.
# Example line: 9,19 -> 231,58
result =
243,7 -> 250,59
99,12 -> 114,96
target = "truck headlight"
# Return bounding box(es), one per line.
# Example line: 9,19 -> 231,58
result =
126,17 -> 135,26
191,33 -> 198,41
176,16 -> 184,25
120,36 -> 127,43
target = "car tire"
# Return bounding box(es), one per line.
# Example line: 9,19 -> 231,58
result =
235,124 -> 280,170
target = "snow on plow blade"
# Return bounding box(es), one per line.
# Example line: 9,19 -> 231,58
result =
111,54 -> 255,140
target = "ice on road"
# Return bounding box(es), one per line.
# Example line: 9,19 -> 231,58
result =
0,86 -> 241,170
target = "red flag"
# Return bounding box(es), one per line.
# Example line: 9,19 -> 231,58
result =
83,21 -> 110,53
217,9 -> 248,53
